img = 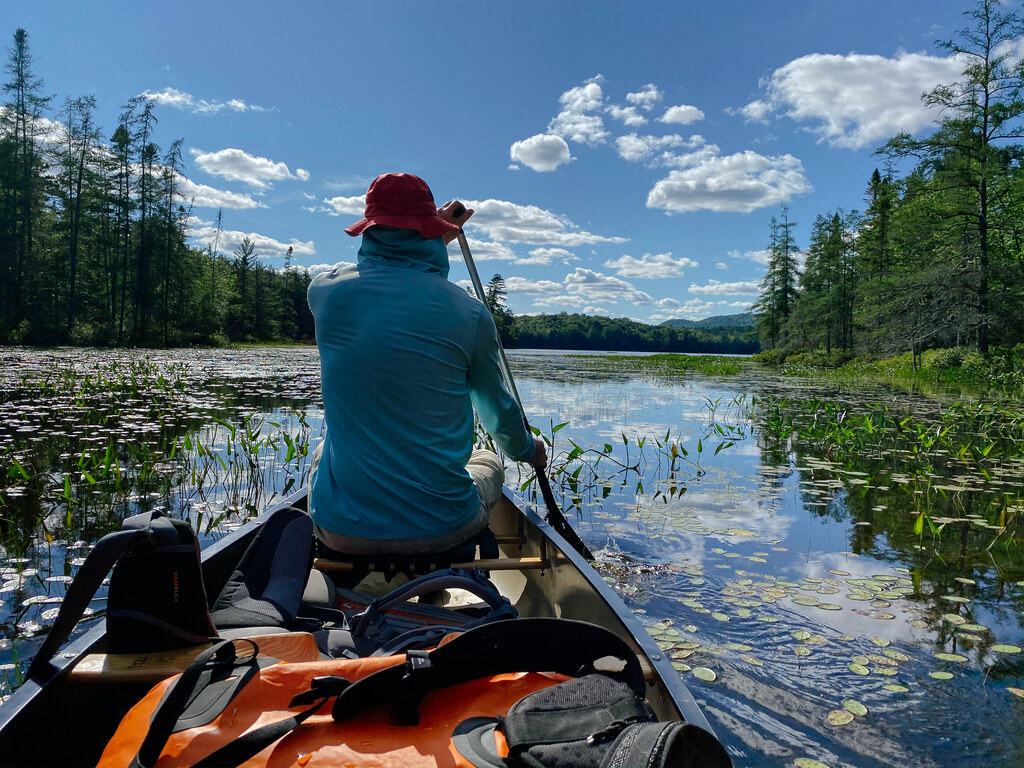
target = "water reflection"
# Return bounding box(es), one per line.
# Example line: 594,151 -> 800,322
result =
0,347 -> 1019,766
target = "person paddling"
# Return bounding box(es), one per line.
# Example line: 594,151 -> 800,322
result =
306,172 -> 546,559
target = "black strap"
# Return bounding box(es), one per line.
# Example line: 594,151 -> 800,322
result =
131,639 -> 261,768
332,618 -> 646,725
187,676 -> 350,768
29,527 -> 142,679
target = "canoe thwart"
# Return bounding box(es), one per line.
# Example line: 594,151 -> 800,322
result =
313,555 -> 550,573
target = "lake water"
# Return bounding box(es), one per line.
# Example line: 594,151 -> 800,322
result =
0,346 -> 1021,768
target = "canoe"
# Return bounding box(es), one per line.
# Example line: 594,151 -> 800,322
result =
0,485 -> 719,766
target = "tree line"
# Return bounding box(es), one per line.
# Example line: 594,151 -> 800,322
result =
0,28 -> 314,347
755,0 -> 1024,363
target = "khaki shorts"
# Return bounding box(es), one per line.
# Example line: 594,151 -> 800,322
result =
310,446 -> 505,555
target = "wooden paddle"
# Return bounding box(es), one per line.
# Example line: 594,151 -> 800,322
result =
449,204 -> 594,560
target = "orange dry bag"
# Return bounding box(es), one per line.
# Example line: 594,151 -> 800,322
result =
98,619 -> 651,768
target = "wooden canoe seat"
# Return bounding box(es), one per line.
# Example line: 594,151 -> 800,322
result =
313,555 -> 549,573
69,632 -> 321,684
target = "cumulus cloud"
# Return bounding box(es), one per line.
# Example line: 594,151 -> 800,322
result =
534,294 -> 588,309
716,262 -> 729,270
548,76 -> 609,146
141,87 -> 271,114
504,277 -> 563,295
647,150 -> 811,214
509,134 -> 572,172
447,238 -> 517,263
658,105 -> 705,125
615,133 -> 689,165
603,252 -> 698,279
176,176 -> 265,209
464,199 -> 626,247
740,50 -> 965,148
321,194 -> 365,217
627,84 -> 663,111
190,148 -> 308,189
688,279 -> 761,295
564,268 -> 653,305
514,247 -> 578,266
188,217 -> 315,259
728,248 -> 771,266
656,297 -> 681,309
606,105 -> 646,127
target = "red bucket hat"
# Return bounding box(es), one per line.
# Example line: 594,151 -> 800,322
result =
344,173 -> 460,240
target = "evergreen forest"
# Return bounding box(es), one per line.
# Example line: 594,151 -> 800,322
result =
754,0 -> 1024,364
0,29 -> 314,347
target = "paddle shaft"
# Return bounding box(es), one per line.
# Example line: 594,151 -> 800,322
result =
454,227 -> 593,560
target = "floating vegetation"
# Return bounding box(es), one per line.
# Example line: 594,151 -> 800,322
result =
691,667 -> 717,682
826,709 -> 855,726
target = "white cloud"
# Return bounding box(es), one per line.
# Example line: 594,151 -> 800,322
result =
509,134 -> 573,172
741,50 -> 965,149
688,279 -> 761,295
190,148 -> 308,189
141,87 -> 271,114
603,252 -> 698,279
564,268 -> 653,305
606,105 -> 646,127
658,105 -> 705,125
533,294 -> 587,309
728,248 -> 771,266
505,277 -> 563,295
656,297 -> 681,309
464,199 -> 626,247
188,218 -> 315,259
626,84 -> 663,111
583,306 -> 610,315
716,262 -> 729,270
647,150 -> 811,214
176,176 -> 265,209
514,247 -> 577,266
548,76 -> 609,146
615,132 -> 689,165
448,238 -> 517,263
321,194 -> 365,217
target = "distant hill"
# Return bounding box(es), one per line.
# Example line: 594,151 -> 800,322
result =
660,313 -> 755,330
514,312 -> 760,354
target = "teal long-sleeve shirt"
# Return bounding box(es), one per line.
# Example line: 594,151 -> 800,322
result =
307,228 -> 534,542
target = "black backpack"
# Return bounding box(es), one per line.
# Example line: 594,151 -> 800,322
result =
28,510 -> 218,678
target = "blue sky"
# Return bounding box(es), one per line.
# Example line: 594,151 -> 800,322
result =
6,1 -> 983,321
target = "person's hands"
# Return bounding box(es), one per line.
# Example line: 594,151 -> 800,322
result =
530,436 -> 548,471
439,200 -> 474,244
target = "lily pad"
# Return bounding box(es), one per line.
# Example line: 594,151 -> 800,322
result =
795,646 -> 811,657
929,671 -> 954,680
883,683 -> 910,693
934,652 -> 968,663
692,667 -> 717,682
792,630 -> 811,641
1009,688 -> 1024,699
826,709 -> 855,726
942,613 -> 967,625
848,663 -> 870,675
883,649 -> 910,662
793,760 -> 831,768
739,653 -> 763,666
991,644 -> 1022,654
843,699 -> 868,716
869,637 -> 891,647
959,623 -> 988,633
